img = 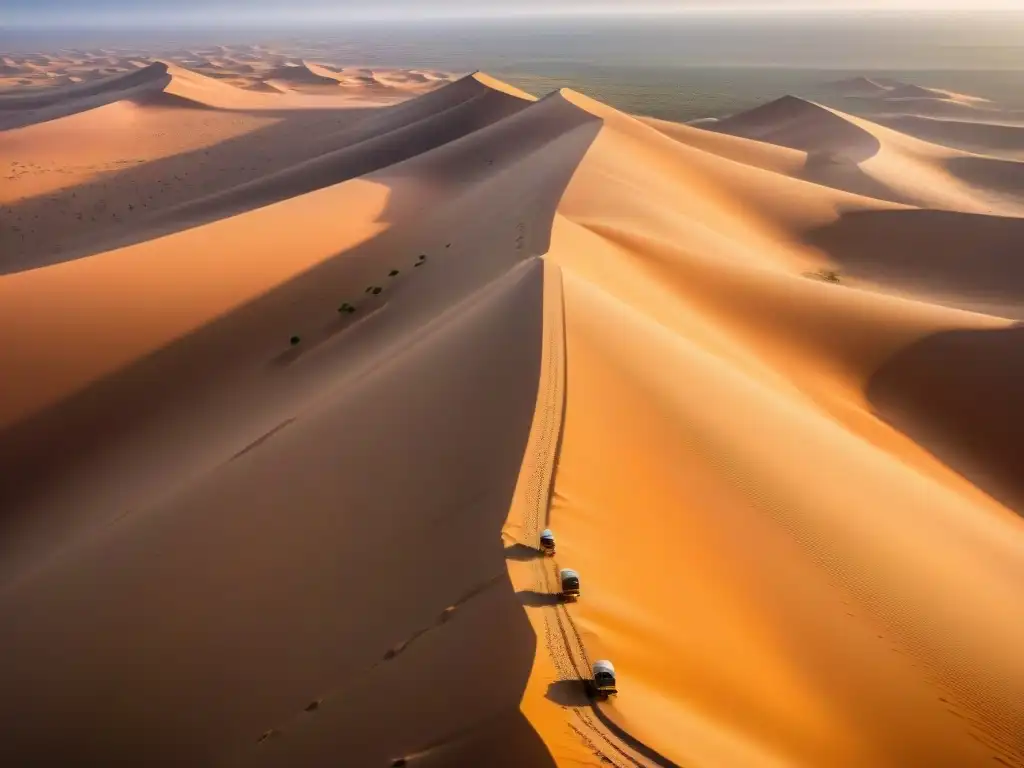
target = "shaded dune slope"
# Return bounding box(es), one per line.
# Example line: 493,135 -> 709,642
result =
805,208 -> 1024,317
868,323 -> 1024,517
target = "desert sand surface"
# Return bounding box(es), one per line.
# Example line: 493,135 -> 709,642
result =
1,43 -> 1024,768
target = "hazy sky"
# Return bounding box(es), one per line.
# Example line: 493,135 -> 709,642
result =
7,0 -> 1024,26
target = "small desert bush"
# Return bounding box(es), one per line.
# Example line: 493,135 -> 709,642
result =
805,268 -> 842,284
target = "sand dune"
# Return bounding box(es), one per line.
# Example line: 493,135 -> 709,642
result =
827,75 -> 892,96
263,61 -> 347,89
887,84 -> 992,107
1,56 -> 1023,768
708,96 -> 1024,214
826,76 -> 995,107
840,85 -> 1024,123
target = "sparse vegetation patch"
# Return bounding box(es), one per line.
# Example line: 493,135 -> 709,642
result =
805,268 -> 842,284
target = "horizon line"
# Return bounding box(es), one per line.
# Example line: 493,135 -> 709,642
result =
7,6 -> 1024,30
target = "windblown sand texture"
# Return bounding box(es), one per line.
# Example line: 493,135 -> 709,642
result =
1,47 -> 1023,768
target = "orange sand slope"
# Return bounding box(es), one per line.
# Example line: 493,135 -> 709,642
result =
2,61 -> 1024,768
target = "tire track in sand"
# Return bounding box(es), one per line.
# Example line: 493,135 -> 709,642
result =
504,259 -> 677,767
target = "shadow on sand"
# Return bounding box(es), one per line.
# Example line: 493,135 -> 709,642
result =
804,208 -> 1024,316
545,679 -> 590,707
866,322 -> 1024,517
503,543 -> 542,561
516,590 -> 561,608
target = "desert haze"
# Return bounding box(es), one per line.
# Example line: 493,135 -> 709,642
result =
1,38 -> 1024,768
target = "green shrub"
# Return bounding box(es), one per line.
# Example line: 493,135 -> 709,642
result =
805,268 -> 842,284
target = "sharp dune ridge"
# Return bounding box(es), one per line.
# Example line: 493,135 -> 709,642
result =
1,47 -> 1024,768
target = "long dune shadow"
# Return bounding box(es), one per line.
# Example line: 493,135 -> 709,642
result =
504,543 -> 542,561
0,92 -> 602,766
804,208 -> 1024,316
546,679 -> 590,707
517,590 -> 561,608
866,322 -> 1024,517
